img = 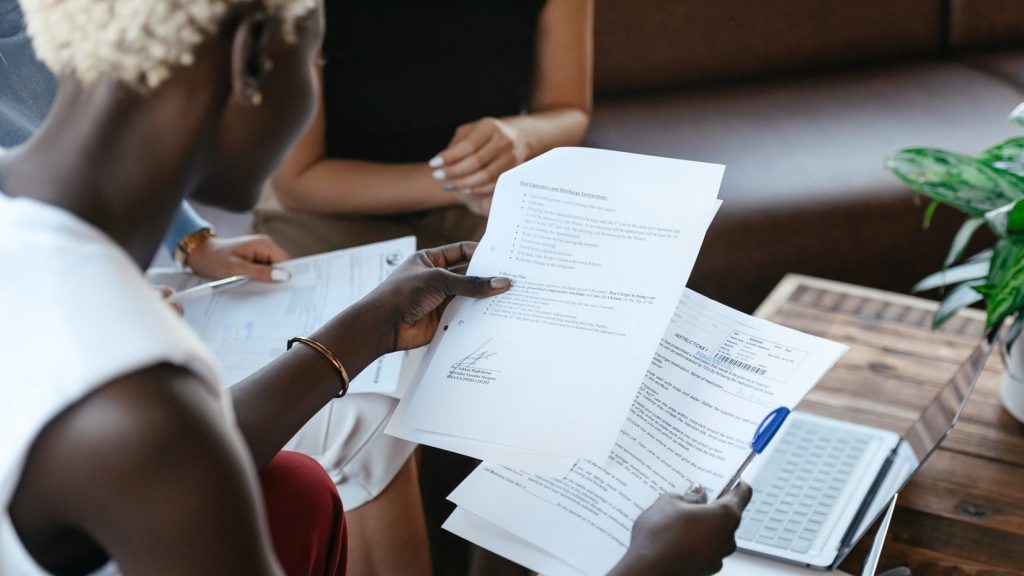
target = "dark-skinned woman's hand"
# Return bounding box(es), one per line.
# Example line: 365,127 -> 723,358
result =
357,241 -> 510,354
609,482 -> 753,576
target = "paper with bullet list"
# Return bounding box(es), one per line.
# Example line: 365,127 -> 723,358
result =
387,147 -> 724,467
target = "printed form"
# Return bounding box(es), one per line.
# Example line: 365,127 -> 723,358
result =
388,147 -> 724,468
445,290 -> 847,576
147,236 -> 417,396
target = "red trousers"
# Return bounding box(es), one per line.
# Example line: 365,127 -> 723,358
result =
261,451 -> 348,576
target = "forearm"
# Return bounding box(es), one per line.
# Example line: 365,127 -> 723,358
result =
272,158 -> 464,215
162,202 -> 211,255
228,301 -> 389,469
606,554 -> 649,576
507,107 -> 590,160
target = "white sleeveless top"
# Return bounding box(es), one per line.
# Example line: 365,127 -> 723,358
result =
0,193 -> 225,575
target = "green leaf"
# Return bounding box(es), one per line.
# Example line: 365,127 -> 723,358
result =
933,279 -> 986,327
967,248 -> 994,262
980,137 -> 1024,177
984,198 -> 1024,238
987,238 -> 1024,287
886,149 -> 1024,217
1009,102 -> 1024,127
922,200 -> 939,229
914,260 -> 990,292
945,217 -> 985,266
978,239 -> 1024,327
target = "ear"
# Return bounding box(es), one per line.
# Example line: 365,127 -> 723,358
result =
230,12 -> 271,108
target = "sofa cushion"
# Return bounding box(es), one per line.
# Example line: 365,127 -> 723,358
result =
586,61 -> 1024,310
949,0 -> 1024,51
594,0 -> 943,96
964,50 -> 1024,89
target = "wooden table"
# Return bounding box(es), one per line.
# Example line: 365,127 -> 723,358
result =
755,275 -> 1024,575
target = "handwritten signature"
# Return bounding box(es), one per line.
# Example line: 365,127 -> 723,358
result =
448,338 -> 499,377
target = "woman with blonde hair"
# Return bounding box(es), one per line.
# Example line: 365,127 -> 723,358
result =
0,1 -> 748,574
1,1 -> 510,573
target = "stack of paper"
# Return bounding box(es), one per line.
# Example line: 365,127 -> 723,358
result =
444,290 -> 847,575
147,236 -> 420,397
386,147 -> 725,473
383,147 -> 848,574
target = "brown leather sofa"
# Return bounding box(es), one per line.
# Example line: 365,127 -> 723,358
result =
587,0 -> 1024,312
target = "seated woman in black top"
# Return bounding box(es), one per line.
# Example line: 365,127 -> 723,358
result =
257,0 -> 591,251
253,2 -> 592,573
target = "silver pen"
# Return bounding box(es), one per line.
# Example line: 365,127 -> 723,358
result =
166,275 -> 250,304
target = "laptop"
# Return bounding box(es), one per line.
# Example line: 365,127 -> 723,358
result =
858,492 -> 900,576
735,329 -> 996,570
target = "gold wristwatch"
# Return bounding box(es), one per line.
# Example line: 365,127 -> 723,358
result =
173,227 -> 215,267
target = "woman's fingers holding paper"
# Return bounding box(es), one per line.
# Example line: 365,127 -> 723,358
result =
419,241 -> 478,270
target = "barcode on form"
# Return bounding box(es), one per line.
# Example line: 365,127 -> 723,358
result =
713,353 -> 767,376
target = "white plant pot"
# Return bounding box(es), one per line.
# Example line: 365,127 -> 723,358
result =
1001,336 -> 1024,423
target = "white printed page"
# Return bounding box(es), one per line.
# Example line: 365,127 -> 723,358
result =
447,290 -> 848,576
444,509 -> 587,576
444,508 -> 834,576
386,332 -> 578,476
394,147 -> 724,462
153,237 -> 416,396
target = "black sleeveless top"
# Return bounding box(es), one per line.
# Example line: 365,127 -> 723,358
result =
321,0 -> 546,163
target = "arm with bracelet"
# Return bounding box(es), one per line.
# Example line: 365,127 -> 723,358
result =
164,201 -> 292,282
163,202 -> 214,261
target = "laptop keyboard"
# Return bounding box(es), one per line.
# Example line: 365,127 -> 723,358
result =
735,419 -> 872,554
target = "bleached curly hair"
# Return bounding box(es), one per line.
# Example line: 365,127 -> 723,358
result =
21,0 -> 316,90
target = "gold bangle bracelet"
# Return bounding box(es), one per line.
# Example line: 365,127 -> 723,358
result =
287,336 -> 350,398
173,227 -> 215,267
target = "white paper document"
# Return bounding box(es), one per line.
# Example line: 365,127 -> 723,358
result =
147,236 -> 418,396
444,508 -> 587,576
388,147 -> 724,467
447,290 -> 848,576
444,508 -> 846,576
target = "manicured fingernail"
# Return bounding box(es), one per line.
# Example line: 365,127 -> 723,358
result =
490,277 -> 511,289
271,268 -> 292,282
460,188 -> 473,195
432,169 -> 446,181
682,484 -> 706,503
443,183 -> 456,191
429,156 -> 445,168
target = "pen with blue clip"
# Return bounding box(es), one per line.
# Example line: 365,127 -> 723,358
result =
716,406 -> 790,500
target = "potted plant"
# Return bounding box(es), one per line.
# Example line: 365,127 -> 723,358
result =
887,103 -> 1024,423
